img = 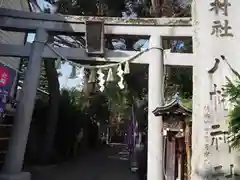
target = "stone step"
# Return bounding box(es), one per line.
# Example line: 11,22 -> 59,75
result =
0,125 -> 12,138
0,151 -> 7,161
0,138 -> 9,169
0,109 -> 16,169
0,137 -> 9,151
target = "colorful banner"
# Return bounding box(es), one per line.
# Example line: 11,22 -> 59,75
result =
127,104 -> 139,172
127,104 -> 136,148
0,63 -> 17,112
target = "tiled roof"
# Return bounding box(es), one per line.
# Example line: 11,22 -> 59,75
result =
152,93 -> 192,116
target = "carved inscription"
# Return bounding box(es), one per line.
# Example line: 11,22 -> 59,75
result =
210,0 -> 233,37
213,164 -> 239,179
203,105 -> 212,164
206,55 -> 239,179
208,55 -> 234,112
204,105 -> 212,122
210,0 -> 231,16
211,20 -> 233,37
210,124 -> 231,153
209,84 -> 228,111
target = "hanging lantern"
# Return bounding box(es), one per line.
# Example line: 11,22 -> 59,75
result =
117,64 -> 124,89
97,68 -> 105,92
55,57 -> 61,69
69,65 -> 77,79
124,61 -> 130,74
106,68 -> 114,82
88,69 -> 96,83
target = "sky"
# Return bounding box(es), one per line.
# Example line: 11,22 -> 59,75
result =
27,0 -> 84,90
27,33 -> 84,90
27,33 -> 83,90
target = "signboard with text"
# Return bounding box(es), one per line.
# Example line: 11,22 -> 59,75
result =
0,63 -> 16,112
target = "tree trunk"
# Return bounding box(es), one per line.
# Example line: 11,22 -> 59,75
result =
185,123 -> 191,180
151,0 -> 163,17
41,59 -> 60,163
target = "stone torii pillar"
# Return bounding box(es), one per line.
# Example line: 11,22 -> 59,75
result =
0,28 -> 48,180
147,35 -> 164,180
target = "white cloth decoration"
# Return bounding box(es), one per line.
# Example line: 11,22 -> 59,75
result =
97,69 -> 105,92
88,69 -> 96,83
117,64 -> 124,89
55,57 -> 61,69
106,68 -> 114,82
124,61 -> 130,74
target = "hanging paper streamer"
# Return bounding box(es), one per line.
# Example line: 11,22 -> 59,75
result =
45,43 -> 162,92
106,68 -> 114,82
88,69 -> 96,83
117,64 -> 124,89
124,61 -> 130,74
97,69 -> 105,92
79,67 -> 85,75
69,65 -> 77,79
55,57 -> 61,69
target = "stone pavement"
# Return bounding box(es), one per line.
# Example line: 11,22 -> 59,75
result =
30,144 -> 137,180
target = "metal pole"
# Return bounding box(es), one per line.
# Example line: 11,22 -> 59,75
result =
0,28 -> 48,180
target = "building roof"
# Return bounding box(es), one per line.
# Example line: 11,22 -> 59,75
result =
152,93 -> 192,116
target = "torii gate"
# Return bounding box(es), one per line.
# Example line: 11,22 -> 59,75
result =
0,8 -> 193,180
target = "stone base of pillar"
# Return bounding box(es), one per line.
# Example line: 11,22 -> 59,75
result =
0,172 -> 31,180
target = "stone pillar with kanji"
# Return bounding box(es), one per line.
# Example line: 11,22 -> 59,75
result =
192,0 -> 240,179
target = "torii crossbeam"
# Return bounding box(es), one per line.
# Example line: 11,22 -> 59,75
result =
0,8 -> 192,36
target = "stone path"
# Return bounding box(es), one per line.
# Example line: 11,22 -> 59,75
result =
31,144 -> 137,180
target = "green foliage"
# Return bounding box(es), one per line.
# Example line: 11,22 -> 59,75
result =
19,58 -> 49,93
165,66 -> 192,99
51,0 -> 125,16
225,77 -> 240,104
228,105 -> 240,148
55,88 -> 89,158
104,83 -> 131,120
181,98 -> 192,109
45,0 -> 191,17
224,66 -> 240,148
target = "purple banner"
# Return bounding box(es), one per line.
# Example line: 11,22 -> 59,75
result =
127,105 -> 138,149
127,104 -> 139,171
0,102 -> 4,113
